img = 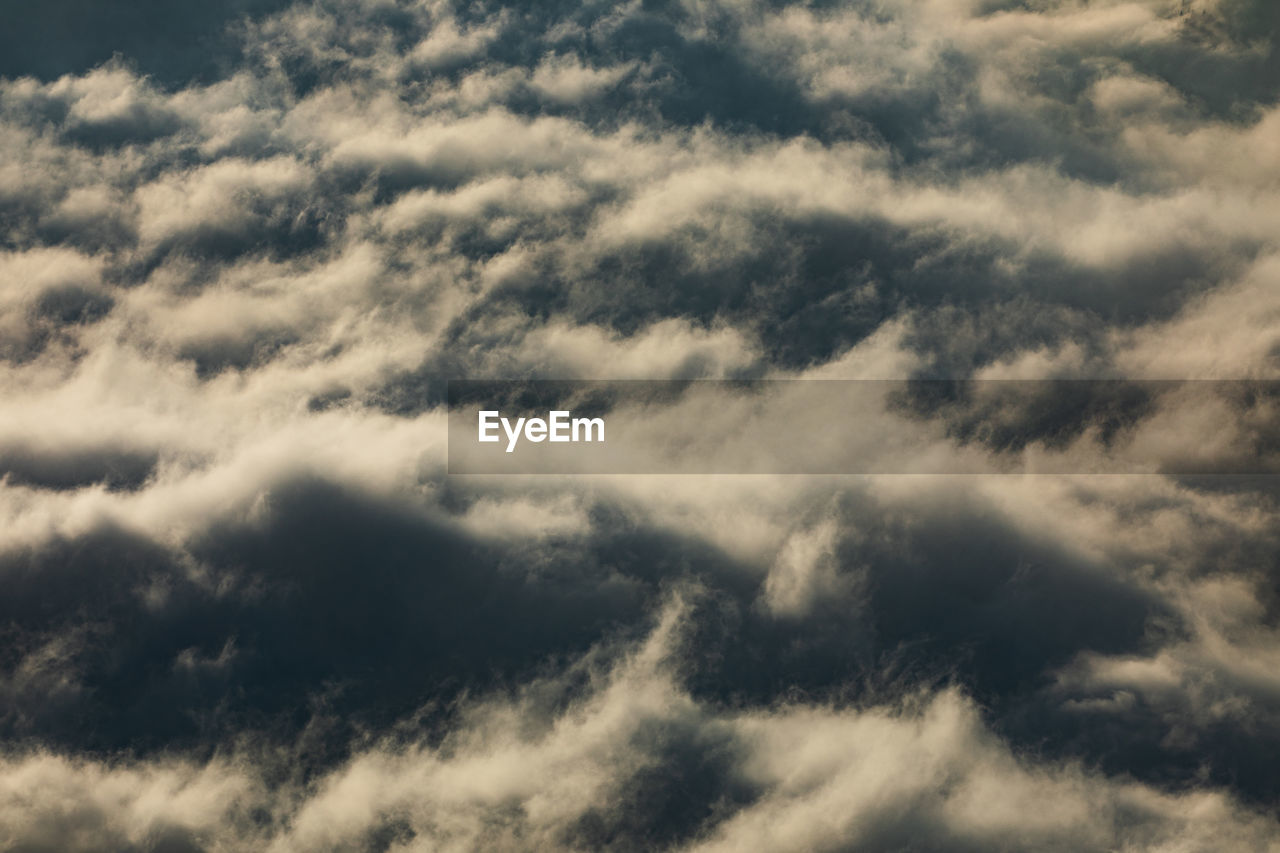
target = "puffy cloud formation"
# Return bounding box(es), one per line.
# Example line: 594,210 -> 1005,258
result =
1,0 -> 1279,849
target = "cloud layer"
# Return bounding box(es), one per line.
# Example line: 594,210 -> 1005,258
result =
1,0 -> 1279,849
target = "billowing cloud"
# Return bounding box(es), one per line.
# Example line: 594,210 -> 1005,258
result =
1,0 -> 1278,849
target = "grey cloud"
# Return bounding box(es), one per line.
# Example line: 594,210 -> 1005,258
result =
0,444 -> 155,492
3,597 -> 1280,852
0,0 -> 293,84
0,0 -> 1277,847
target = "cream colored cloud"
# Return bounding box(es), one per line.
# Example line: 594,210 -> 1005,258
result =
0,0 -> 1277,848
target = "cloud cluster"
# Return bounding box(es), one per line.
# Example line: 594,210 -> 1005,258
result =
7,594 -> 1280,852
1,0 -> 1279,849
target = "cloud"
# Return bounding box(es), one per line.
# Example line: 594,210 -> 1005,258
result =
3,596 -> 1280,851
0,0 -> 1278,847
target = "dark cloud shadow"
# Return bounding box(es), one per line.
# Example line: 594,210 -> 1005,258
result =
0,445 -> 156,492
0,0 -> 293,85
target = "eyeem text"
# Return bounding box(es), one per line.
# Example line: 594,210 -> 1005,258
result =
478,410 -> 606,452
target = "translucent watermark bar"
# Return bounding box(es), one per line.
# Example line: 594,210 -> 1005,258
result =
447,380 -> 1280,475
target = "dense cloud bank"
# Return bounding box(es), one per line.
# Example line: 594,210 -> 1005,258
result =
1,0 -> 1279,849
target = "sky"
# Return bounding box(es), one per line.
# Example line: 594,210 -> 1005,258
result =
1,0 -> 1279,850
